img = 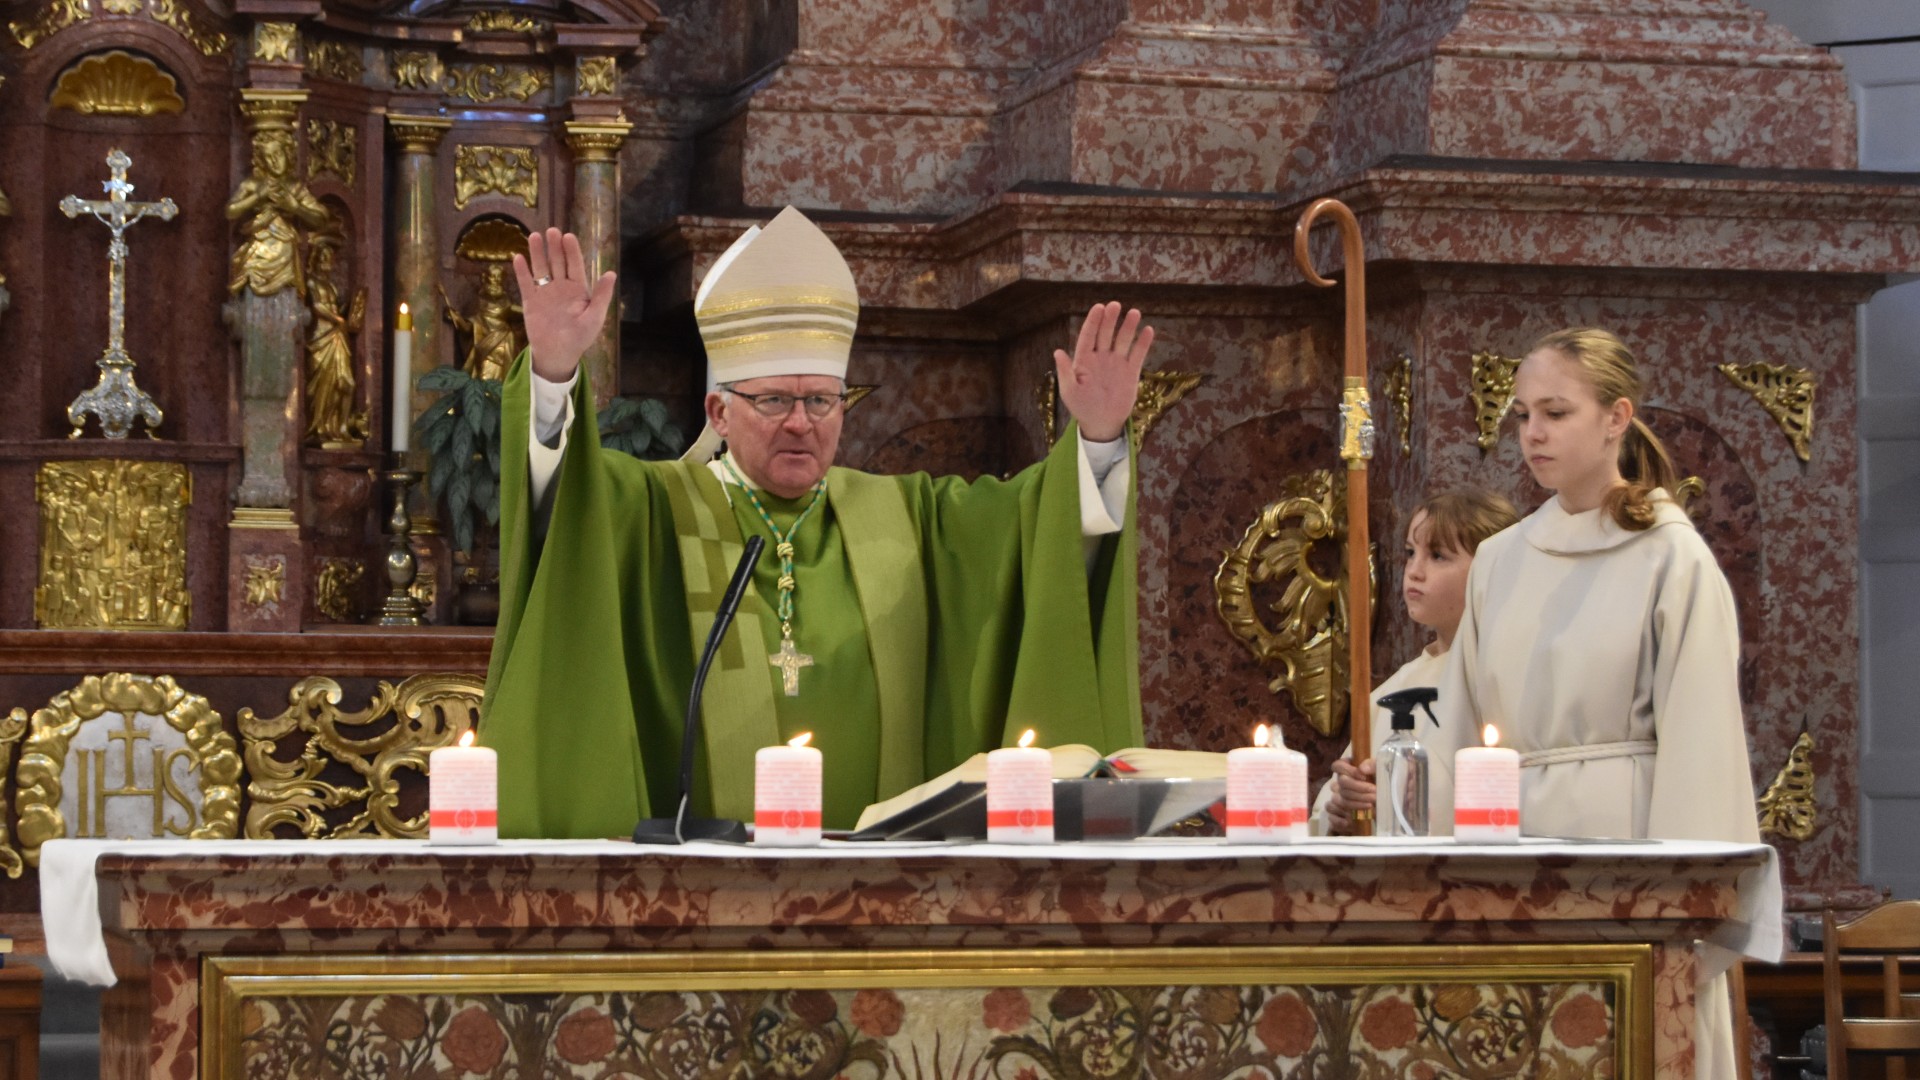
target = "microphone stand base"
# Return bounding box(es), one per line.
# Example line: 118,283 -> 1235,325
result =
632,817 -> 747,845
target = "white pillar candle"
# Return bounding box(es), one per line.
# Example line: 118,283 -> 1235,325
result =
429,729 -> 497,845
1454,724 -> 1521,843
391,303 -> 413,453
1226,724 -> 1309,843
754,732 -> 823,846
986,729 -> 1054,844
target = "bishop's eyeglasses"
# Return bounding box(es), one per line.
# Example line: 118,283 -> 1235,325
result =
724,388 -> 848,420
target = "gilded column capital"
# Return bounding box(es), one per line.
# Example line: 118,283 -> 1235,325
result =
388,115 -> 453,155
238,88 -> 306,131
564,120 -> 631,163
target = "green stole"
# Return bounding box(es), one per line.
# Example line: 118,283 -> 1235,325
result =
655,462 -> 927,822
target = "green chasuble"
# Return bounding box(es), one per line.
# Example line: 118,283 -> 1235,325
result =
481,351 -> 1142,837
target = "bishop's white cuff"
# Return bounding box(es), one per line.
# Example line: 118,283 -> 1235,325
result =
1077,433 -> 1130,537
529,360 -> 577,506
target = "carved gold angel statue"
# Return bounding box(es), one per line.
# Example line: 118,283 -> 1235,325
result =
225,126 -> 328,298
304,240 -> 367,445
441,263 -> 525,381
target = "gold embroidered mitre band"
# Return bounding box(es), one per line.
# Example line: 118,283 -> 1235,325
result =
693,206 -> 860,384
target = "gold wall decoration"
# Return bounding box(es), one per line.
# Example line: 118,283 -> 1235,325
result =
304,118 -> 356,183
1470,350 -> 1521,451
564,121 -> 629,163
576,55 -> 617,96
468,10 -> 546,34
242,555 -> 286,611
238,674 -> 484,840
251,21 -> 296,62
445,61 -> 552,104
1718,361 -> 1814,462
49,50 -> 185,116
15,673 -> 241,864
1215,470 -> 1375,736
391,50 -> 444,91
102,0 -> 139,13
844,385 -> 878,411
1757,730 -> 1817,841
454,217 -> 528,262
9,0 -> 91,50
0,710 -> 30,878
454,145 -> 538,210
145,0 -> 229,56
305,38 -> 363,84
1037,369 -> 1202,447
388,114 -> 450,155
1674,475 -> 1705,505
313,558 -> 365,621
36,460 -> 191,630
1385,354 -> 1413,453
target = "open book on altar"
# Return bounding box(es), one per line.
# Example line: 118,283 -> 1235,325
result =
849,745 -> 1227,841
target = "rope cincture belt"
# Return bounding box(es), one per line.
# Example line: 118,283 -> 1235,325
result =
1519,740 -> 1658,769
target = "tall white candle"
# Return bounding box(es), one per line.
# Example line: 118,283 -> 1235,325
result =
987,729 -> 1053,844
391,303 -> 413,453
1454,724 -> 1521,843
1226,724 -> 1308,843
429,729 -> 497,845
755,732 -> 823,846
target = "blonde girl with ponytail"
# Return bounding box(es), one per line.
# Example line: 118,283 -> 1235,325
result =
1427,327 -> 1760,1080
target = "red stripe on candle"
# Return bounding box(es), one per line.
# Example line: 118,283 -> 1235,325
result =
754,811 -> 822,829
1224,809 -> 1303,828
429,809 -> 497,827
985,809 -> 1054,828
1454,807 -> 1519,827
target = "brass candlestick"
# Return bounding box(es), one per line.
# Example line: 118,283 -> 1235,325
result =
376,458 -> 425,626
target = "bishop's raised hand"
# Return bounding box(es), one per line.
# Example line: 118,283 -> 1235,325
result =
1055,301 -> 1154,444
512,227 -> 617,384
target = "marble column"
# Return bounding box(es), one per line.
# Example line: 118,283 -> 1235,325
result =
564,121 -> 629,411
387,116 -> 451,455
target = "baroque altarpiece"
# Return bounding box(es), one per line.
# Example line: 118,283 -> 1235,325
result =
0,0 -> 1912,957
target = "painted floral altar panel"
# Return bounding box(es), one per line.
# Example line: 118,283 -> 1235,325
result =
215,948 -> 1645,1080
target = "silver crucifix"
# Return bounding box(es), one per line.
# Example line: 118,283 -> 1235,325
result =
60,149 -> 177,439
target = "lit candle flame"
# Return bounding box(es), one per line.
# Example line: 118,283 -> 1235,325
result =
399,302 -> 409,315
788,732 -> 812,749
458,730 -> 475,748
1017,729 -> 1036,749
1253,724 -> 1270,748
1482,724 -> 1500,748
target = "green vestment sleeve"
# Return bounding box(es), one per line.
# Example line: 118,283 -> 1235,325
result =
481,350 -> 1142,838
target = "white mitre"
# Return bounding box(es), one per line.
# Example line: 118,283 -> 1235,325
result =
681,206 -> 860,461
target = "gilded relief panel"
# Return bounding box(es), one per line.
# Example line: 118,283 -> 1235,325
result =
36,460 -> 191,630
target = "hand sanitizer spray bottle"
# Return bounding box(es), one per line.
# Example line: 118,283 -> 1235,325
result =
1373,687 -> 1439,837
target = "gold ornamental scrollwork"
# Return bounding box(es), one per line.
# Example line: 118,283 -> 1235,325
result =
304,118 -> 356,184
36,460 -> 191,630
0,710 -> 29,877
9,0 -> 91,50
392,50 -> 444,91
454,145 -> 538,210
1470,351 -> 1521,451
1757,730 -> 1817,841
252,21 -> 296,62
1719,361 -> 1814,462
15,674 -> 241,865
1215,470 -> 1375,736
576,55 -> 617,96
1385,354 -> 1412,453
237,674 -> 485,840
313,558 -> 365,622
1037,368 -> 1202,447
467,10 -> 546,34
306,38 -> 362,83
49,50 -> 185,116
145,0 -> 227,56
444,62 -> 552,104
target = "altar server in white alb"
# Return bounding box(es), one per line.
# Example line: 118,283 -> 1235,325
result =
1424,326 -> 1760,1079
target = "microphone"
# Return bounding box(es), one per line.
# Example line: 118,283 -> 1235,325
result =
632,535 -> 764,845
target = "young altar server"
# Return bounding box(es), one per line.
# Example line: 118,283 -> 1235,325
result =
1313,488 -> 1519,835
1426,327 -> 1759,1080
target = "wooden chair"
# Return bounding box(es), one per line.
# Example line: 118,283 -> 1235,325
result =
1824,900 -> 1920,1080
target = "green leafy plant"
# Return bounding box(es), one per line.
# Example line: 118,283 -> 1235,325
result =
597,395 -> 686,460
414,367 -> 502,557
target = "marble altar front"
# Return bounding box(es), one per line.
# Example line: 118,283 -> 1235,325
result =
42,837 -> 1780,1079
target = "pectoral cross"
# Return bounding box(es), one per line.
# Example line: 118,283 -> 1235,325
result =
60,149 -> 177,439
769,637 -> 814,697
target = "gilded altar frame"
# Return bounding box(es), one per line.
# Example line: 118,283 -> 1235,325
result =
202,943 -> 1654,1079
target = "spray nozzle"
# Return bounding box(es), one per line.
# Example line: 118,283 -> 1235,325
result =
1377,686 -> 1439,731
